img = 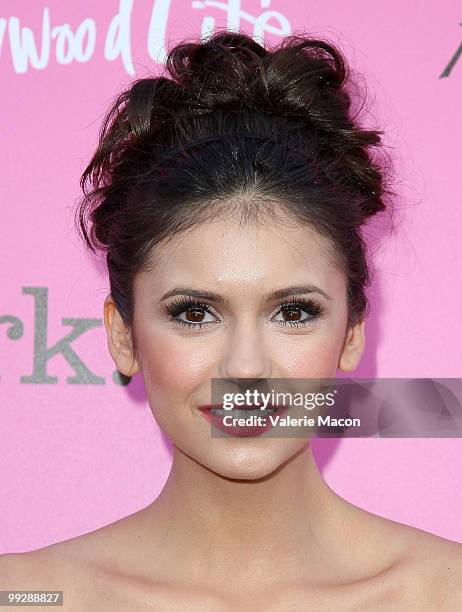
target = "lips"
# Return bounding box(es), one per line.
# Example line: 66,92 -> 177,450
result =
199,404 -> 289,437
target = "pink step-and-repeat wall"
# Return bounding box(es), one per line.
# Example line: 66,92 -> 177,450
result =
0,0 -> 461,552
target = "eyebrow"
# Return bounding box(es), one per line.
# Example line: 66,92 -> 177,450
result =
159,284 -> 332,303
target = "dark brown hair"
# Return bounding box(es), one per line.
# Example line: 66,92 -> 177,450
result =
75,30 -> 395,361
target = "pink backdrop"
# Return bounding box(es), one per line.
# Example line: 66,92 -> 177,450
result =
1,0 -> 461,552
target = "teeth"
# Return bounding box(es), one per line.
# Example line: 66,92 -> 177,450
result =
210,407 -> 278,417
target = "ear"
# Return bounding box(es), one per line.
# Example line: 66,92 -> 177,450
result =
338,318 -> 366,372
103,294 -> 141,376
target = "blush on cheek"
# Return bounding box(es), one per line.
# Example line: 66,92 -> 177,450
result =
285,336 -> 343,379
139,332 -> 211,394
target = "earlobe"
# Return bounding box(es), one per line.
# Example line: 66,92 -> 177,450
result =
103,295 -> 141,376
338,319 -> 366,372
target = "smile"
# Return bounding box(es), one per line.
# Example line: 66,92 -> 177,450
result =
199,404 -> 289,437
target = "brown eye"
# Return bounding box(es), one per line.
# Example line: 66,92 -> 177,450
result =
279,306 -> 307,323
164,299 -> 218,328
282,307 -> 304,322
185,308 -> 206,323
272,298 -> 325,327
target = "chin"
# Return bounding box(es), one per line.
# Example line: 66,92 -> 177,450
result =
198,438 -> 308,481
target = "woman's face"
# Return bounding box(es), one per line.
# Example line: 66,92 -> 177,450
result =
105,211 -> 365,479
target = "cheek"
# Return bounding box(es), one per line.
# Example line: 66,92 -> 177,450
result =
276,326 -> 346,378
136,328 -> 213,409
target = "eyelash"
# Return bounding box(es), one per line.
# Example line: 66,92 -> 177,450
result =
163,296 -> 325,330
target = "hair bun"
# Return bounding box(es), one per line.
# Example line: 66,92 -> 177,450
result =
164,31 -> 347,119
161,31 -> 392,220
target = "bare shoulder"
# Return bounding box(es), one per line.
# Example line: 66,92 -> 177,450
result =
0,547 -> 64,586
0,506 -> 145,570
0,523 -> 128,611
0,545 -> 101,611
348,505 -> 462,611
395,524 -> 462,610
402,523 -> 462,566
0,511 -> 154,610
416,529 -> 462,580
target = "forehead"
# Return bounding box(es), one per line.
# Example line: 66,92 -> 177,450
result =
138,215 -> 346,297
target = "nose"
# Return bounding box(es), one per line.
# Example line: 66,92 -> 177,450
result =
217,320 -> 271,381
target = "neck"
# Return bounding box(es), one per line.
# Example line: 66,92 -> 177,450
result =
142,441 -> 380,588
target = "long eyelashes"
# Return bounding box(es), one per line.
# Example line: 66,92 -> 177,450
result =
273,297 -> 325,326
163,297 -> 215,328
163,295 -> 325,330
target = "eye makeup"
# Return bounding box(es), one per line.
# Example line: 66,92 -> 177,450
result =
163,295 -> 326,330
